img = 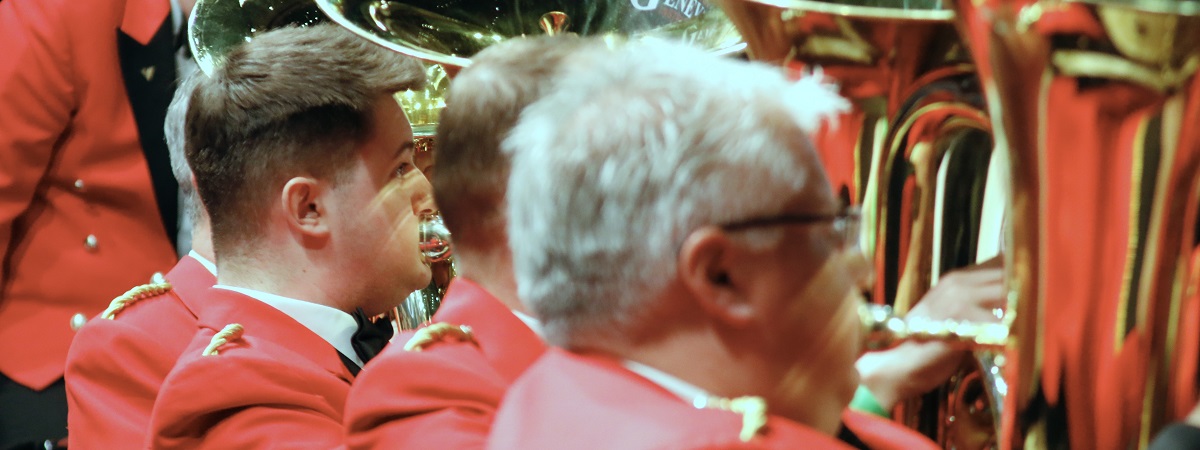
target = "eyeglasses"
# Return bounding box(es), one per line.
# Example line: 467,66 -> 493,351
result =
719,206 -> 862,249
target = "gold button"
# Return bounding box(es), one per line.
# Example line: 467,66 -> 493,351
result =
84,234 -> 98,252
73,179 -> 86,192
70,313 -> 87,331
150,272 -> 166,284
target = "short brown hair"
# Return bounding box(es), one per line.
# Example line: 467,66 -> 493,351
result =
433,36 -> 601,251
186,24 -> 425,258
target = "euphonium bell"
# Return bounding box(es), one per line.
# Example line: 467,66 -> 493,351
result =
313,0 -> 746,70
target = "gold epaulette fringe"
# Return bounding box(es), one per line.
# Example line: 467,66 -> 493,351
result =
202,324 -> 245,356
99,282 -> 173,320
696,395 -> 768,442
403,323 -> 475,352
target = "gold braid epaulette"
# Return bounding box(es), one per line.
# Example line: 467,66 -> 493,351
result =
99,282 -> 173,320
403,323 -> 476,352
202,324 -> 245,356
696,395 -> 768,442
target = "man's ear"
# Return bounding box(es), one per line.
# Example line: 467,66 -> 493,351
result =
677,227 -> 755,327
281,177 -> 330,239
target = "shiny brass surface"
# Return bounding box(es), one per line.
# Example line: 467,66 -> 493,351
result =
188,0 -> 324,76
860,303 -> 1009,350
394,63 -> 451,136
315,0 -> 745,69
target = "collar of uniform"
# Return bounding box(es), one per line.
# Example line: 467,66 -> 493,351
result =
430,277 -> 547,382
622,359 -> 711,407
164,254 -> 218,320
213,285 -> 363,368
187,250 -> 216,276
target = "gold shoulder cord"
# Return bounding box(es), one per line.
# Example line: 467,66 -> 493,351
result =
402,323 -> 475,352
694,395 -> 768,443
99,282 -> 173,320
202,324 -> 245,356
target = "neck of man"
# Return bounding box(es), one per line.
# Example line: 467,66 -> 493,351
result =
454,240 -> 526,315
215,243 -> 355,314
589,287 -> 841,436
189,214 -> 216,263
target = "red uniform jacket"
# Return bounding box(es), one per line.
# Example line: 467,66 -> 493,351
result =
840,410 -> 938,450
64,255 -> 215,449
146,288 -> 355,449
0,0 -> 179,390
486,348 -> 853,449
345,278 -> 546,449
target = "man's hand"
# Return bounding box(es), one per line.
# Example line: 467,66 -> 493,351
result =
856,257 -> 1004,410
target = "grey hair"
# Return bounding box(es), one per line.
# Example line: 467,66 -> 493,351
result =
503,41 -> 849,347
166,64 -> 204,223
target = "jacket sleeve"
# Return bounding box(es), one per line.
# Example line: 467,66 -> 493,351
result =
344,342 -> 508,450
0,0 -> 77,288
66,319 -> 177,449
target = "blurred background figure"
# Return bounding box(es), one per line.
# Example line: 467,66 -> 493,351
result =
0,0 -> 196,446
63,66 -> 216,449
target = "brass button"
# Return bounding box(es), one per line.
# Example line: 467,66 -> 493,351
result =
84,234 -> 98,252
73,179 -> 86,192
70,313 -> 87,331
150,272 -> 166,284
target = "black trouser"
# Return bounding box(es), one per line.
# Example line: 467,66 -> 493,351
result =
0,374 -> 66,450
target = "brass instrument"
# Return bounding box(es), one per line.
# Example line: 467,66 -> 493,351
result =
187,0 -> 455,331
860,304 -> 1009,351
719,0 -> 1007,447
395,213 -> 455,330
948,0 -> 1200,448
313,0 -> 746,69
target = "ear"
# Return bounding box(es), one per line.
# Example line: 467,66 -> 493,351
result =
281,177 -> 330,240
677,226 -> 755,327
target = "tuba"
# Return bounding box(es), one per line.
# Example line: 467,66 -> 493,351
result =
950,0 -> 1200,448
720,0 -> 1007,447
188,0 -> 455,331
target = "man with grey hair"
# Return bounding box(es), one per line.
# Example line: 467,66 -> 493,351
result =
489,41 -> 905,448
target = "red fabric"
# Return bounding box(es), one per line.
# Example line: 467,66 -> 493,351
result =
841,410 -> 938,450
65,256 -> 214,448
1042,69 -> 1162,450
344,278 -> 546,449
0,0 -> 176,390
487,349 -> 853,450
146,288 -> 354,449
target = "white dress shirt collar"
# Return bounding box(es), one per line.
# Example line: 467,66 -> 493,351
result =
511,309 -> 544,341
622,359 -> 711,407
212,285 -> 364,367
187,250 -> 216,276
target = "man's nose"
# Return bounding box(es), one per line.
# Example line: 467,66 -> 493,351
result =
412,172 -> 436,216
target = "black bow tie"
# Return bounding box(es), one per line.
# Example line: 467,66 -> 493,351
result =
350,308 -> 394,365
